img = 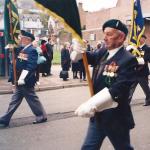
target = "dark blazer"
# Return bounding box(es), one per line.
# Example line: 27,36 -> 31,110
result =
137,44 -> 150,77
14,45 -> 38,87
46,43 -> 53,61
86,47 -> 138,129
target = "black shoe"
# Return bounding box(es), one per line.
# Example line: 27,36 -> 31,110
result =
42,73 -> 47,77
73,76 -> 78,79
0,122 -> 9,128
33,118 -> 47,124
63,78 -> 68,81
47,73 -> 52,76
143,102 -> 150,106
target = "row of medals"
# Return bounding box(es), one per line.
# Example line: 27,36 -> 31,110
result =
103,62 -> 119,77
18,52 -> 28,61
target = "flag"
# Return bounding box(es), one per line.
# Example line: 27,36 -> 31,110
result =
34,0 -> 82,43
129,0 -> 145,49
4,0 -> 20,47
34,0 -> 94,96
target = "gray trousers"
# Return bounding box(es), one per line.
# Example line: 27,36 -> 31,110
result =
81,118 -> 133,150
130,76 -> 150,103
0,86 -> 46,124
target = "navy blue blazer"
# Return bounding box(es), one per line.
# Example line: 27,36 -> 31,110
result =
86,47 -> 138,129
13,45 -> 38,87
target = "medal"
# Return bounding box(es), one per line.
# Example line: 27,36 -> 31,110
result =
107,72 -> 111,76
109,72 -> 115,77
103,71 -> 107,76
18,52 -> 28,61
103,61 -> 119,79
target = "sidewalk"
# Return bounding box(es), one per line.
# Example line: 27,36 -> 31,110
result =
0,65 -> 88,95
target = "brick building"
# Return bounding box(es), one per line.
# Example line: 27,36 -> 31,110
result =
78,0 -> 150,47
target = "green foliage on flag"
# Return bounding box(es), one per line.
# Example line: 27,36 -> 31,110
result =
4,0 -> 20,46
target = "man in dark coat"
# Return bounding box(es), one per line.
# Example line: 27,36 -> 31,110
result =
61,42 -> 71,71
71,19 -> 137,150
127,35 -> 150,106
46,38 -> 54,76
78,59 -> 86,81
0,30 -> 47,127
85,40 -> 91,51
60,42 -> 71,81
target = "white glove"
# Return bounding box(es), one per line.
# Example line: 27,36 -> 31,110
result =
126,45 -> 136,51
136,57 -> 145,65
70,51 -> 83,62
75,87 -> 118,118
70,39 -> 85,62
18,70 -> 29,85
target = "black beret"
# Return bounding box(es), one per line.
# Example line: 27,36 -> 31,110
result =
21,30 -> 35,41
102,19 -> 128,36
41,40 -> 47,45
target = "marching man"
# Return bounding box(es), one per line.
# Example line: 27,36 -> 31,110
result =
0,30 -> 47,127
71,19 -> 138,150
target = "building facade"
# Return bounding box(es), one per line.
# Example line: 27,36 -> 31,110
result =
78,0 -> 150,47
20,14 -> 44,36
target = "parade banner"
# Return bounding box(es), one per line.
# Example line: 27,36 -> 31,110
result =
34,0 -> 94,95
129,0 -> 145,48
4,0 -> 20,47
4,0 -> 20,84
0,31 -> 5,76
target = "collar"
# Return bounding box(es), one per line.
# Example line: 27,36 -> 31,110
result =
139,43 -> 145,49
107,45 -> 123,60
22,44 -> 32,51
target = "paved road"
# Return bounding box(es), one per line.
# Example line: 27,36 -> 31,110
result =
0,65 -> 88,94
0,86 -> 150,150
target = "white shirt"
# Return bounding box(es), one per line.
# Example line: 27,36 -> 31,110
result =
22,44 -> 32,51
107,45 -> 123,60
139,43 -> 145,49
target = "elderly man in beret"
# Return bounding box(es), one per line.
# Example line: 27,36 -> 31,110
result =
0,30 -> 47,127
71,19 -> 138,149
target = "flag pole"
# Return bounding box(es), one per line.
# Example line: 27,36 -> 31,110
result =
8,3 -> 17,86
82,52 -> 94,96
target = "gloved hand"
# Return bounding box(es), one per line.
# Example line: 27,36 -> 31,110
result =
126,45 -> 141,57
136,57 -> 145,65
18,79 -> 25,85
126,45 -> 145,64
70,39 -> 86,62
75,101 -> 96,117
18,70 -> 29,85
126,45 -> 136,51
75,88 -> 118,118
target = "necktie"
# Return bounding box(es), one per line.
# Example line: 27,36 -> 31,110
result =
96,52 -> 109,80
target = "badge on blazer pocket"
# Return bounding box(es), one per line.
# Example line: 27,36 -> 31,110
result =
18,52 -> 28,61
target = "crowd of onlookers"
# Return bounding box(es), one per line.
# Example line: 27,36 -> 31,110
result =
8,34 -> 106,85
34,38 -> 106,83
59,39 -> 106,81
32,37 -> 54,85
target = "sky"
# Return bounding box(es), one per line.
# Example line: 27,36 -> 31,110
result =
0,0 -> 118,13
77,0 -> 118,12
